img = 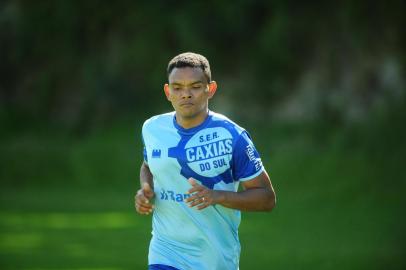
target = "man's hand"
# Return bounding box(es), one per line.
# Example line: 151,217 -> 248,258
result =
135,182 -> 155,215
185,178 -> 224,210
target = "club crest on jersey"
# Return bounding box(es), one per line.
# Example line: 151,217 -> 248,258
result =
184,129 -> 232,177
168,126 -> 235,188
185,139 -> 232,172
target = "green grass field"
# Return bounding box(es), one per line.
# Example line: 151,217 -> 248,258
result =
1,120 -> 405,269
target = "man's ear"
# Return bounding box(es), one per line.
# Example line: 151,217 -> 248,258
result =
208,81 -> 217,99
164,84 -> 170,100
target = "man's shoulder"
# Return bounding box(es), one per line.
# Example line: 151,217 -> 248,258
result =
143,111 -> 175,129
210,111 -> 245,134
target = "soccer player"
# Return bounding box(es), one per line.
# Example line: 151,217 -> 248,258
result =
135,52 -> 276,270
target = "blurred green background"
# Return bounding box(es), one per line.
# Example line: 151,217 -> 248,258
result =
1,1 -> 405,269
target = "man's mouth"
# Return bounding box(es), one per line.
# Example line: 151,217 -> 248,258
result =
180,102 -> 194,107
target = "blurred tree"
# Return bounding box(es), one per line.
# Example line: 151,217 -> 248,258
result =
0,0 -> 404,132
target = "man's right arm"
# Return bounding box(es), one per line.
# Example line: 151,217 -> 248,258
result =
140,161 -> 153,188
135,161 -> 155,215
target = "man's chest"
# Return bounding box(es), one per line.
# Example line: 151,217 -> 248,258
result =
144,127 -> 236,188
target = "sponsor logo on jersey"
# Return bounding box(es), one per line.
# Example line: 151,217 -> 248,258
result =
246,144 -> 262,171
160,189 -> 191,202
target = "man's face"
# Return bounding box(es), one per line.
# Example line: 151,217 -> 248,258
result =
164,67 -> 216,119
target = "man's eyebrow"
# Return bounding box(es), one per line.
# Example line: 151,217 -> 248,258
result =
170,81 -> 205,86
191,81 -> 204,84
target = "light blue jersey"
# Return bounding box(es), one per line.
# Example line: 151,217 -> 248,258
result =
142,111 -> 264,270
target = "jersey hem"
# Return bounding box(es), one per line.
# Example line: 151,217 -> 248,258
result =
238,167 -> 264,182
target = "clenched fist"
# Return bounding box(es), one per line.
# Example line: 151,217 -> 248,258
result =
135,182 -> 155,215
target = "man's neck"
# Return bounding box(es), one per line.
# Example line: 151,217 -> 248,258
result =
176,110 -> 209,129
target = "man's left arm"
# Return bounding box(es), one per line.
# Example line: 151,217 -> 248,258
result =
186,170 -> 276,211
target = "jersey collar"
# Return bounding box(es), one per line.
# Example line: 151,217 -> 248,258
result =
173,110 -> 212,135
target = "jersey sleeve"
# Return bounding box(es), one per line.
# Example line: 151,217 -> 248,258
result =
141,132 -> 148,164
231,131 -> 264,181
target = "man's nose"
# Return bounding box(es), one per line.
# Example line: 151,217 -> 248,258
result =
181,88 -> 192,99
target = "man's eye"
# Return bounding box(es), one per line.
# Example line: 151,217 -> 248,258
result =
192,85 -> 202,89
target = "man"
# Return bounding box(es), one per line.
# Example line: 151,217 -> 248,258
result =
135,52 -> 276,270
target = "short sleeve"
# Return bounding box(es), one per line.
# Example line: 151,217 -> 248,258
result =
232,131 -> 264,181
